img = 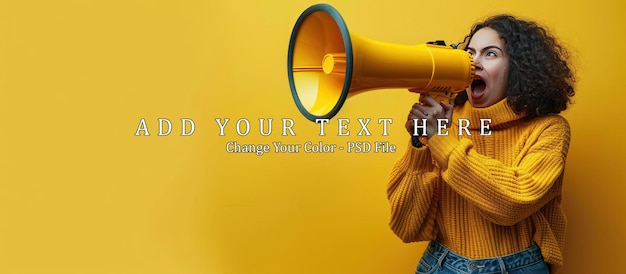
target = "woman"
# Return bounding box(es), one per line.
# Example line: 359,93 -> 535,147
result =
387,15 -> 575,274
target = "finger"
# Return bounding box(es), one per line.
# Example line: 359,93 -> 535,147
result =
407,102 -> 422,120
418,94 -> 431,105
411,105 -> 429,118
408,112 -> 426,123
440,101 -> 452,111
440,102 -> 453,120
419,94 -> 439,106
422,97 -> 446,115
405,119 -> 414,133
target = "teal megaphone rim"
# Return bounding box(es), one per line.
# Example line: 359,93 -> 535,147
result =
287,3 -> 353,122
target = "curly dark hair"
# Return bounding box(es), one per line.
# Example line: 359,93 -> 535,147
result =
454,15 -> 576,118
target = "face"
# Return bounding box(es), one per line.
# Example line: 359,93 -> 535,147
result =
466,27 -> 509,108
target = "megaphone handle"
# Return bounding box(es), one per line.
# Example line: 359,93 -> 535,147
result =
420,91 -> 455,105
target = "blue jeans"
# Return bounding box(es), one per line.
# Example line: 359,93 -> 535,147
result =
415,241 -> 550,274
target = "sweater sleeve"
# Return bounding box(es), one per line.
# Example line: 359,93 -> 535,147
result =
427,116 -> 570,226
386,140 -> 441,243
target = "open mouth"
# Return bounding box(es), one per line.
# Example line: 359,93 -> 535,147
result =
470,77 -> 486,99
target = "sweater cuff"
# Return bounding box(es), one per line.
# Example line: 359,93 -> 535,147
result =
427,133 -> 463,171
397,140 -> 434,171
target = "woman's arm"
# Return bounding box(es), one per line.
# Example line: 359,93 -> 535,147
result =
428,116 -> 570,226
387,143 -> 441,243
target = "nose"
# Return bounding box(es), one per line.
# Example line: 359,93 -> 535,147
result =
473,55 -> 483,71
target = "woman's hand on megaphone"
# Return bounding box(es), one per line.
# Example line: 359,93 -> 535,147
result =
405,94 -> 453,139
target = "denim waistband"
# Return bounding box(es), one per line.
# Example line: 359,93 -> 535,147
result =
426,241 -> 544,273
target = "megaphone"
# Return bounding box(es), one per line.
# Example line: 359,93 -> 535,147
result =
287,4 -> 475,122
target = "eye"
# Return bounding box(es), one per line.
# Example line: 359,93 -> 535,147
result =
467,50 -> 476,57
486,51 -> 497,57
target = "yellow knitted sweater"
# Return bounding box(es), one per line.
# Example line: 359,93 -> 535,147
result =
387,99 -> 570,273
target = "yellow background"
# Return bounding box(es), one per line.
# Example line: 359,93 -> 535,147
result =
1,0 -> 625,273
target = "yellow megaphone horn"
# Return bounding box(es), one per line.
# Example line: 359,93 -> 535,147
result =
287,4 -> 475,122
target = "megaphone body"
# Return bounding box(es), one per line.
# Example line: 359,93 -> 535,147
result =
287,4 -> 475,121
